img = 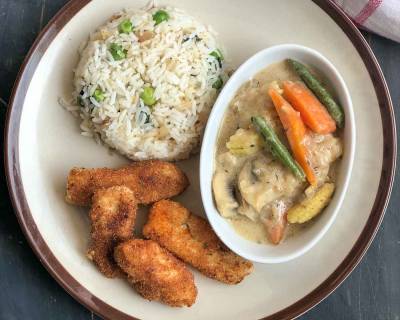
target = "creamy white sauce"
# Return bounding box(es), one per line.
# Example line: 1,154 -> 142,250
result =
213,60 -> 343,244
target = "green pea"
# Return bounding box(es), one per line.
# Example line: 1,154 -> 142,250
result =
140,86 -> 157,106
212,77 -> 223,90
153,10 -> 170,26
118,19 -> 133,34
109,43 -> 127,61
93,88 -> 105,102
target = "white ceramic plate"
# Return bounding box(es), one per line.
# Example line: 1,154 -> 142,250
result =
5,1 -> 396,319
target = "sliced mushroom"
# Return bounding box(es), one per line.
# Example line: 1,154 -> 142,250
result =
212,171 -> 239,218
212,152 -> 247,218
237,190 -> 259,222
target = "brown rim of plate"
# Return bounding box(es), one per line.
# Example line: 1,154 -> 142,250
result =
3,0 -> 396,319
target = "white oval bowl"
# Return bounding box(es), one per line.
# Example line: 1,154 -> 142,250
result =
200,44 -> 356,264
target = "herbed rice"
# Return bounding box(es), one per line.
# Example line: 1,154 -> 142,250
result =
69,6 -> 227,161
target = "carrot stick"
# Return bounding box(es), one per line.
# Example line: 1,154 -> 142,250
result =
268,88 -> 317,186
263,217 -> 286,245
282,81 -> 336,134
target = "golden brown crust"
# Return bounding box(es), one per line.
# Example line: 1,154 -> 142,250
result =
114,239 -> 197,307
87,186 -> 137,278
65,160 -> 189,206
143,200 -> 253,284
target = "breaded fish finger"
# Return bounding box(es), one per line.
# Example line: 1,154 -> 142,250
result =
114,239 -> 197,307
143,200 -> 253,284
87,186 -> 137,278
65,160 -> 189,206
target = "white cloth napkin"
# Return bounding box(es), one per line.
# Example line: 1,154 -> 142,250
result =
334,0 -> 400,42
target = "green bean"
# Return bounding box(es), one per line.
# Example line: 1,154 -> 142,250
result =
153,10 -> 170,25
287,59 -> 345,128
140,86 -> 157,106
252,116 -> 305,180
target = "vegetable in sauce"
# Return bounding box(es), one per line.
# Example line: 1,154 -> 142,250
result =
226,129 -> 263,155
287,59 -> 345,128
287,183 -> 335,223
251,116 -> 306,181
282,81 -> 336,134
262,201 -> 287,245
268,88 -> 317,185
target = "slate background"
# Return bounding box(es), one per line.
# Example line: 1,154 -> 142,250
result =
0,1 -> 399,319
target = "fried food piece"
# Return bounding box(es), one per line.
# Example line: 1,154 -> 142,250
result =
87,186 -> 137,278
114,239 -> 197,307
66,160 -> 189,206
143,200 -> 253,284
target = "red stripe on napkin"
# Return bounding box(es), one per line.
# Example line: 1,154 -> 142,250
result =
354,0 -> 383,25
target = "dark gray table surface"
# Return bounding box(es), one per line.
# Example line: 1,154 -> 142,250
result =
0,1 -> 399,319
